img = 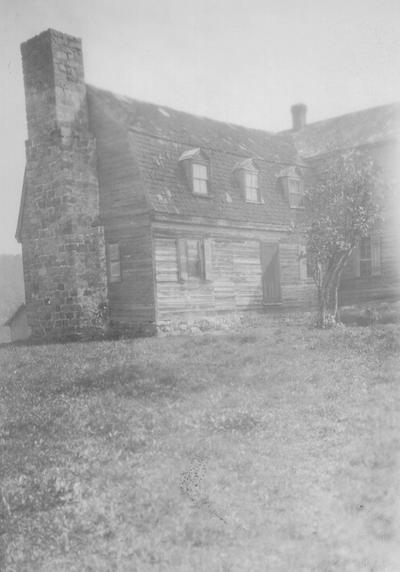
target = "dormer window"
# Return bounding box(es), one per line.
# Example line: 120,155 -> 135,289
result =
179,148 -> 210,197
244,171 -> 259,202
277,165 -> 305,209
192,163 -> 209,196
234,158 -> 261,203
288,178 -> 304,208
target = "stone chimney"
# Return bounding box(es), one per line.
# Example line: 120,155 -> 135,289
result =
19,30 -> 107,341
291,103 -> 307,131
21,29 -> 89,142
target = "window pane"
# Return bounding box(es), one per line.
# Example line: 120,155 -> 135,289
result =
245,172 -> 258,188
288,179 -> 304,208
109,243 -> 120,261
360,237 -> 371,259
246,187 -> 259,202
244,171 -> 259,202
306,255 -> 314,278
110,261 -> 121,281
193,178 -> 208,195
193,163 -> 208,180
186,239 -> 202,277
360,260 -> 372,277
289,192 -> 303,208
288,179 -> 299,193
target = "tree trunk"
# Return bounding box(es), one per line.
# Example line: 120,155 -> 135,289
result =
317,286 -> 337,328
316,250 -> 352,328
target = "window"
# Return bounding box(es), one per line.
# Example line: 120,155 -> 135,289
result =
179,148 -> 210,197
288,178 -> 304,208
234,158 -> 261,203
176,237 -> 212,281
192,163 -> 209,196
299,245 -> 313,279
353,234 -> 381,277
306,254 -> 314,278
244,171 -> 259,203
187,239 -> 203,277
277,165 -> 305,209
360,237 -> 372,277
107,243 -> 121,283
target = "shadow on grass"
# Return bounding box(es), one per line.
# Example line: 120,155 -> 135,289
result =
0,418 -> 55,440
51,363 -> 196,401
228,333 -> 259,345
207,411 -> 261,435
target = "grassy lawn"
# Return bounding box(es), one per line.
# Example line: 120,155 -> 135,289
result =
1,315 -> 400,571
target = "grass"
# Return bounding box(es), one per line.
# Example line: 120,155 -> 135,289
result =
1,314 -> 400,571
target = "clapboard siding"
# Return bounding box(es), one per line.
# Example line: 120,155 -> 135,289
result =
340,225 -> 400,304
153,225 -> 316,320
106,216 -> 156,325
280,242 -> 316,307
89,93 -> 157,327
339,277 -> 400,305
340,219 -> 400,304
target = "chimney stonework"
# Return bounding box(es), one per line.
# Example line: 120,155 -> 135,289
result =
20,29 -> 107,340
291,103 -> 307,131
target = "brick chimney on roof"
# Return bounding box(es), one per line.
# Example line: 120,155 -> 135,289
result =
291,103 -> 307,131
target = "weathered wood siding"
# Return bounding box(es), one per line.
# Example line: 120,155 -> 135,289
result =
279,240 -> 316,308
340,226 -> 400,304
153,224 -> 316,321
89,92 -> 156,326
105,215 -> 156,325
340,140 -> 400,305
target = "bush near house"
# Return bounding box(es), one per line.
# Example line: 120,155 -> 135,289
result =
1,315 -> 399,571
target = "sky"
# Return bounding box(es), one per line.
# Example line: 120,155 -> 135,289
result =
0,0 -> 399,254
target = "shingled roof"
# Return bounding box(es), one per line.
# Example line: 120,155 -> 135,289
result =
87,87 -> 400,226
19,84 -> 397,237
87,85 -> 298,162
286,102 -> 400,158
87,85 -> 305,227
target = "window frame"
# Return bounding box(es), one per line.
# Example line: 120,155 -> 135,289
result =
243,169 -> 260,203
179,149 -> 211,198
288,177 -> 305,209
234,159 -> 261,204
359,236 -> 372,277
176,237 -> 213,282
298,245 -> 314,280
191,161 -> 209,197
185,237 -> 203,278
352,233 -> 381,278
107,242 -> 122,283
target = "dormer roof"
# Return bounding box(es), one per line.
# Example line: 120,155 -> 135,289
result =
233,158 -> 259,171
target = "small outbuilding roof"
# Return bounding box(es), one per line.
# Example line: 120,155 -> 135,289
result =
4,304 -> 26,327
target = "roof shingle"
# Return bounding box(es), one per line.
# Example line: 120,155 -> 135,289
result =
87,85 -> 398,226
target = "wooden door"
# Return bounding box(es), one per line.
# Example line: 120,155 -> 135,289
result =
260,242 -> 281,304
